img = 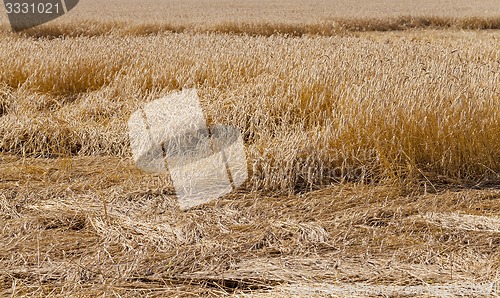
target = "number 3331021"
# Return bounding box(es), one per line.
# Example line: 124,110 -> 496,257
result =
5,2 -> 60,14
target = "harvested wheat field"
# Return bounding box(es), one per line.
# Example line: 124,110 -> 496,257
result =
0,0 -> 499,296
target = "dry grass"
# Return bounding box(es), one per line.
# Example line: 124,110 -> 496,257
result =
1,0 -> 499,37
0,155 -> 499,296
0,30 -> 498,192
0,0 -> 499,296
2,16 -> 500,38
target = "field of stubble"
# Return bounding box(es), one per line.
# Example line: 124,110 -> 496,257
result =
0,0 -> 499,296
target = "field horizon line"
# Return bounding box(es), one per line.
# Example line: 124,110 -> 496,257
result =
1,15 -> 499,38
